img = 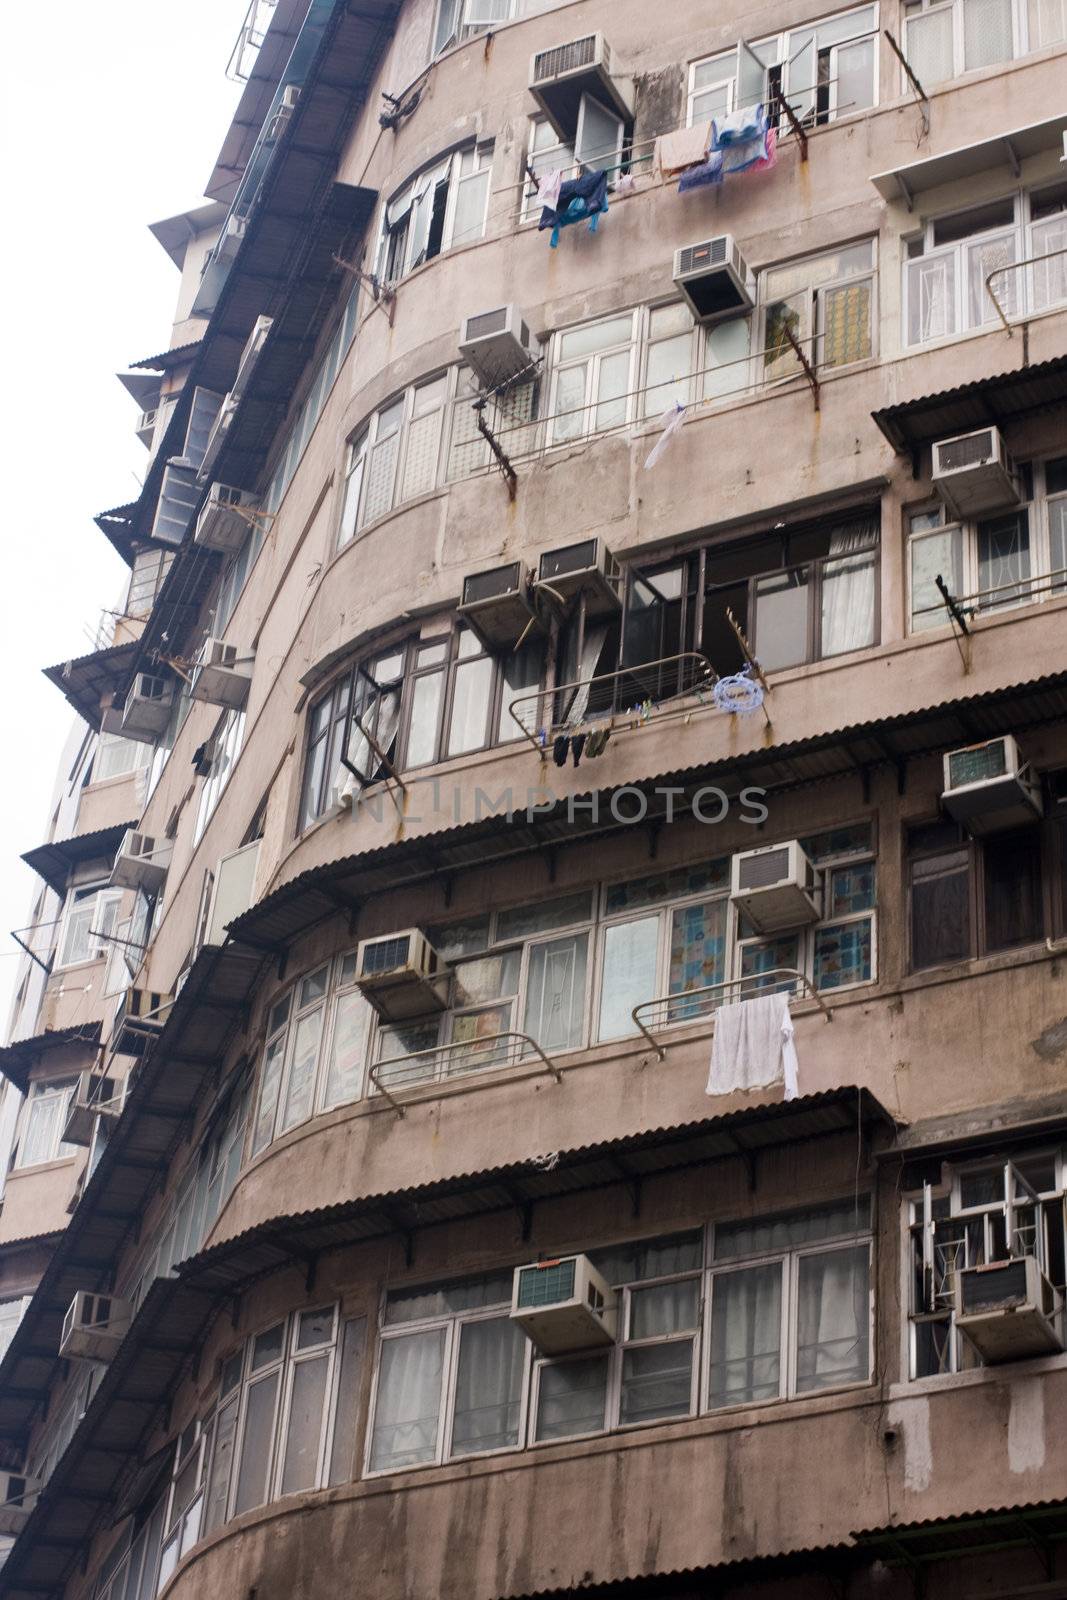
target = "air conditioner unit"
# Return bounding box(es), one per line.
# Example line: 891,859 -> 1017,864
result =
457,562 -> 542,650
730,840 -> 821,933
932,427 -> 1020,519
529,34 -> 632,143
510,1254 -> 617,1354
109,829 -> 172,894
233,314 -> 273,397
195,482 -> 258,554
955,1256 -> 1064,1362
190,637 -> 253,710
941,735 -> 1042,835
59,1291 -> 132,1363
266,84 -> 299,141
354,930 -> 451,1021
674,236 -> 755,322
536,537 -> 622,616
0,1472 -> 40,1537
136,407 -> 158,448
62,1072 -> 120,1148
459,306 -> 538,390
197,395 -> 237,484
120,673 -> 175,743
111,987 -> 172,1057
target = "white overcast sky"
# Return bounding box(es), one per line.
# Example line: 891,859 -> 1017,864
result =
0,1 -> 249,1030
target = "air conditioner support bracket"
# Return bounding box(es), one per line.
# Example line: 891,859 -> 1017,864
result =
724,608 -> 773,728
934,573 -> 973,674
773,86 -> 809,162
783,323 -> 820,411
332,255 -> 396,327
474,401 -> 518,500
883,30 -> 930,141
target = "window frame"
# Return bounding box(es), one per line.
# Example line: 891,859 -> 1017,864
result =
56,880 -> 122,970
16,1077 -> 80,1170
193,709 -> 246,846
906,812 -> 1055,970
759,239 -> 878,381
375,142 -> 495,290
901,0 -> 1025,87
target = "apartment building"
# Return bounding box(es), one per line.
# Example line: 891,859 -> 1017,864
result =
0,0 -> 1066,1595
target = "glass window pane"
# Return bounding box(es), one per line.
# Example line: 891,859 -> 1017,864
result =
452,168 -> 491,247
668,898 -> 727,1016
451,1317 -> 525,1456
976,511 -> 1030,609
558,316 -> 634,361
907,252 -> 956,345
905,5 -> 954,84
629,1279 -> 700,1340
984,829 -> 1043,950
552,363 -> 588,444
280,1355 -> 330,1494
753,568 -> 810,670
705,317 -> 750,400
523,933 -> 589,1051
497,893 -> 592,941
709,1264 -> 783,1408
599,917 -> 660,1040
233,1371 -> 280,1514
447,655 -> 493,756
453,951 -> 521,1006
252,1035 -> 286,1153
829,862 -> 875,915
593,1231 -> 704,1286
714,1198 -> 871,1261
407,669 -> 446,767
819,279 -> 872,367
814,918 -> 873,989
252,1323 -> 285,1369
280,1008 -> 325,1132
821,550 -> 876,656
323,990 -> 371,1108
1030,213 -> 1067,312
370,1329 -> 445,1471
962,0 -> 1014,68
329,1317 -> 366,1486
910,526 -> 964,629
911,849 -> 971,968
535,1356 -> 609,1440
497,640 -> 543,743
619,1340 -> 695,1425
594,349 -> 632,432
796,1244 -> 870,1393
363,432 -> 400,525
968,233 -> 1018,327
833,35 -> 874,114
644,333 -> 692,417
401,408 -> 444,502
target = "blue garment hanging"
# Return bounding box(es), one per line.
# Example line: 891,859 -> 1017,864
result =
539,169 -> 609,247
678,151 -> 724,191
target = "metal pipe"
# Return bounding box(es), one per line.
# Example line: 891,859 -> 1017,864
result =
631,967 -> 834,1061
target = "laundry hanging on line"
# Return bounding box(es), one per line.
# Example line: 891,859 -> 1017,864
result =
706,991 -> 800,1100
644,401 -> 687,470
712,103 -> 767,146
539,170 -> 609,247
655,120 -> 712,178
536,166 -> 565,212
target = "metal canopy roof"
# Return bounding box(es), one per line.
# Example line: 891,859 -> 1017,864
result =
870,113 -> 1067,202
147,202 -> 229,270
854,1498 -> 1067,1567
0,1025 -> 101,1098
206,0 -> 315,203
21,822 -> 135,897
93,504 -> 141,568
0,1088 -> 895,1600
42,642 -> 140,732
872,355 -> 1067,455
0,943 -> 266,1449
228,670 -> 1067,956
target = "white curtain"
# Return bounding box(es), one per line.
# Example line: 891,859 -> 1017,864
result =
708,1263 -> 782,1407
909,254 -> 955,344
451,1318 -> 524,1454
795,1245 -> 869,1392
563,622 -> 610,725
524,934 -> 588,1051
1032,215 -> 1067,312
370,1330 -> 445,1470
821,521 -> 877,656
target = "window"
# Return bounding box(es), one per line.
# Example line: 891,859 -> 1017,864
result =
550,312 -> 638,445
522,117 -> 575,222
0,1297 -> 30,1362
299,625 -> 544,825
761,241 -> 876,381
909,460 -> 1067,628
57,880 -> 121,968
193,710 -> 245,845
93,732 -> 152,783
708,1199 -> 872,1407
905,185 -> 1067,347
119,1079 -> 250,1311
533,1234 -> 704,1441
126,547 -> 173,619
907,1150 -> 1067,1377
375,143 -> 495,288
16,1079 -> 79,1169
369,1271 -> 525,1471
906,813 -> 1054,970
261,283 -> 360,520
249,955 -> 375,1154
434,0 -> 516,54
688,8 -> 878,131
902,0 -> 1025,85
337,375 -> 450,543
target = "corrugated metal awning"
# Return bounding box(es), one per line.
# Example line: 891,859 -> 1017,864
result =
42,641 -> 139,732
0,1025 -> 101,1097
227,670 -> 1067,956
854,1498 -> 1067,1565
872,355 -> 1067,454
21,822 -> 135,897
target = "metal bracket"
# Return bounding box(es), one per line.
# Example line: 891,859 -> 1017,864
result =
883,30 -> 930,140
783,323 -> 820,411
474,400 -> 518,500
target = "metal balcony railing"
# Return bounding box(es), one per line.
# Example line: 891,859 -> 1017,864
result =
631,968 -> 833,1060
508,651 -> 717,748
368,1032 -> 561,1116
985,245 -> 1067,335
915,565 -> 1067,629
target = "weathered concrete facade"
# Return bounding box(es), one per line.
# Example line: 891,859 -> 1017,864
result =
2,0 -> 1067,1596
